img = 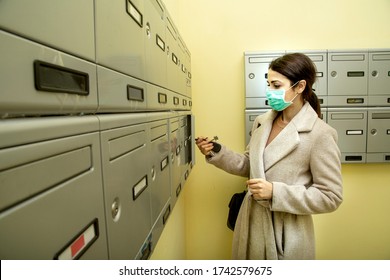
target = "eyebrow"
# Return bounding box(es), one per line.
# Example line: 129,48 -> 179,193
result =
267,80 -> 282,84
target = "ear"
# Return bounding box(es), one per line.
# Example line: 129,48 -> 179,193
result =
297,80 -> 306,94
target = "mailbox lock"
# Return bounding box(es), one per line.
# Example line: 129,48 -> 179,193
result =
371,128 -> 377,135
248,73 -> 255,79
371,70 -> 378,77
331,71 -> 337,78
146,22 -> 151,38
151,166 -> 156,181
111,198 -> 121,221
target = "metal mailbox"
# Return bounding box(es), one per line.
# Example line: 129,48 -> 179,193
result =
245,109 -> 269,147
368,49 -> 390,106
244,51 -> 285,109
95,0 -> 145,80
328,50 -> 369,107
0,31 -> 98,117
148,114 -> 171,226
367,108 -> 390,163
0,116 -> 108,260
144,0 -> 167,88
327,108 -> 367,163
304,51 -> 328,107
169,114 -> 183,208
99,113 -> 152,260
148,83 -> 173,111
0,0 -> 95,61
165,12 -> 180,94
97,66 -> 148,113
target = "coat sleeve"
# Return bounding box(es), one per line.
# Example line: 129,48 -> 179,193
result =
206,145 -> 250,178
270,125 -> 343,215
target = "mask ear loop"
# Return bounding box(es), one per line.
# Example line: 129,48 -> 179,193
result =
286,80 -> 301,103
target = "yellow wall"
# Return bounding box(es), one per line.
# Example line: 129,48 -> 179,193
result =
152,0 -> 390,260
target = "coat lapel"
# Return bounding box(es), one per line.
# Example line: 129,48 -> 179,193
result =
263,124 -> 299,171
252,102 -> 317,174
249,110 -> 276,179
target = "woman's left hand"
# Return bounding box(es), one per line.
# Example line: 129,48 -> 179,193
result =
247,178 -> 273,200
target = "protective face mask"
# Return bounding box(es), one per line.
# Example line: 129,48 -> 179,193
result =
266,81 -> 300,111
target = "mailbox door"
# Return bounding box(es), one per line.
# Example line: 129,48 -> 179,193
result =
0,116 -> 108,260
97,66 -> 148,113
95,0 -> 145,80
0,31 -> 97,117
367,109 -> 390,163
327,109 -> 367,163
99,114 -> 152,260
368,50 -> 390,106
0,0 -> 95,60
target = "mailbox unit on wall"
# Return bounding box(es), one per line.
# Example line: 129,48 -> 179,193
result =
244,49 -> 390,164
0,0 -> 194,260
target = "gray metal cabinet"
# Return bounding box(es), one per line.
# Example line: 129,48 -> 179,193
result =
95,0 -> 145,80
0,31 -> 98,117
99,113 -> 152,260
303,51 -> 328,107
165,12 -> 180,94
169,115 -> 182,208
148,114 -> 171,226
367,108 -> 390,163
144,0 -> 167,88
328,50 -> 369,107
244,51 -> 285,109
244,109 -> 269,147
327,108 -> 368,163
368,50 -> 390,106
0,116 -> 108,260
0,0 -> 95,61
97,66 -> 148,113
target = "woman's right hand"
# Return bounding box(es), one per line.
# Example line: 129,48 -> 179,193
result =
195,136 -> 215,156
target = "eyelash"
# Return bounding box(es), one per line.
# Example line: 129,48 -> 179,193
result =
267,83 -> 281,89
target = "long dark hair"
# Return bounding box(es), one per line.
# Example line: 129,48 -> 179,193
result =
269,53 -> 321,117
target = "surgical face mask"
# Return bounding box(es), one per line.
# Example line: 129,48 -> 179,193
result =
265,81 -> 300,111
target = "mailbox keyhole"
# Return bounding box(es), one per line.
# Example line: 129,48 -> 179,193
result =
371,128 -> 377,135
146,22 -> 151,38
111,198 -> 121,221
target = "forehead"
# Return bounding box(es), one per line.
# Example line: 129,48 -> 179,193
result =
267,69 -> 289,84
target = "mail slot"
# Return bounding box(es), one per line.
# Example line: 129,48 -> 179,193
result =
0,116 -> 108,259
0,0 -> 95,60
367,108 -> 390,163
368,49 -> 390,106
0,31 -> 98,117
97,66 -> 148,113
327,108 -> 367,163
245,51 -> 285,108
328,50 -> 368,107
95,0 -> 145,80
144,0 -> 167,88
99,113 -> 152,259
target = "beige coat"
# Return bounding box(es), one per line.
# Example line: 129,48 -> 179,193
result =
207,102 -> 343,259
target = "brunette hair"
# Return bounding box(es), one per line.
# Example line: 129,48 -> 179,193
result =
269,53 -> 321,117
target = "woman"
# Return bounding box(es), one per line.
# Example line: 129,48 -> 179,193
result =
196,53 -> 343,260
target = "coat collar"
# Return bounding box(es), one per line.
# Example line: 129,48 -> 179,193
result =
250,102 -> 318,174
